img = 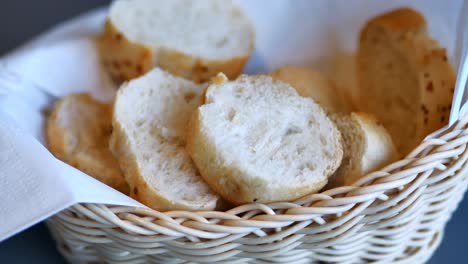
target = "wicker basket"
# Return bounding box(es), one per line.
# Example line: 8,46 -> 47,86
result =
45,113 -> 468,263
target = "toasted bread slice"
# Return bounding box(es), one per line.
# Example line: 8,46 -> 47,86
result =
99,0 -> 254,83
187,73 -> 343,205
110,68 -> 221,211
358,8 -> 455,156
47,93 -> 129,193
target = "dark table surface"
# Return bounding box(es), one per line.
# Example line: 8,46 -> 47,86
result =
0,1 -> 466,263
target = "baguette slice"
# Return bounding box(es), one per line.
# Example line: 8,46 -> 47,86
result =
99,0 -> 254,83
187,73 -> 343,205
270,66 -> 397,187
270,65 -> 349,113
358,8 -> 455,156
110,68 -> 221,211
328,112 -> 398,187
47,93 -> 129,193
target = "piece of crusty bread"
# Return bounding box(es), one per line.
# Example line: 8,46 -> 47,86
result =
270,65 -> 349,113
99,0 -> 254,83
46,93 -> 129,193
358,8 -> 455,156
327,112 -> 398,187
269,66 -> 396,187
109,68 -> 221,211
187,73 -> 343,205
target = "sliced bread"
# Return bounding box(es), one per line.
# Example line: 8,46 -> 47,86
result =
46,93 -> 129,193
186,73 -> 343,205
358,8 -> 455,156
327,112 -> 398,187
99,0 -> 254,83
110,68 -> 221,211
270,65 -> 349,113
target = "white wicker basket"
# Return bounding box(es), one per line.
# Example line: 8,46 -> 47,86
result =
44,113 -> 468,263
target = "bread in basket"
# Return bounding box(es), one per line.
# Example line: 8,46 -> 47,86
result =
43,2 -> 466,263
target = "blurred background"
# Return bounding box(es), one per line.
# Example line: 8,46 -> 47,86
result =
0,1 -> 466,263
0,0 -> 109,55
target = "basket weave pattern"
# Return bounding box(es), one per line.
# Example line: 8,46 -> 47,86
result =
46,114 -> 468,263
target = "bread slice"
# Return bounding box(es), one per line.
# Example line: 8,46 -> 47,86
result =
327,112 -> 398,187
270,65 -> 349,113
358,8 -> 455,156
187,73 -> 343,205
269,66 -> 397,187
99,0 -> 254,83
110,68 -> 221,211
46,93 -> 129,193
